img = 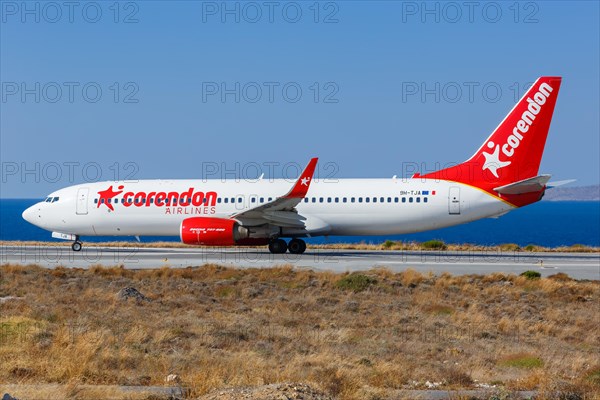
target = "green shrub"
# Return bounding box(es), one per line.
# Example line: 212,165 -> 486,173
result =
548,272 -> 572,281
570,244 -> 591,251
425,304 -> 454,315
520,270 -> 541,280
421,240 -> 447,250
499,243 -> 521,251
499,354 -> 543,369
336,274 -> 377,292
586,366 -> 600,386
382,240 -> 395,249
523,244 -> 539,252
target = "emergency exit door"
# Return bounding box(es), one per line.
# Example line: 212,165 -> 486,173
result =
448,187 -> 460,215
76,188 -> 89,215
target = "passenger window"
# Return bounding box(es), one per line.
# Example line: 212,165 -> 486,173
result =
335,197 -> 339,203
387,197 -> 391,203
303,198 -> 308,203
358,197 -> 363,203
217,198 -> 221,203
351,197 -> 355,203
409,197 -> 413,203
312,198 -> 316,203
251,198 -> 256,203
416,197 -> 420,203
319,198 -> 324,203
260,197 -> 264,203
402,197 -> 406,203
268,197 -> 273,201
366,198 -> 370,203
343,198 -> 347,203
394,197 -> 399,203
327,198 -> 332,203
380,197 -> 385,203
94,199 -> 98,204
224,198 -> 228,203
424,197 -> 428,203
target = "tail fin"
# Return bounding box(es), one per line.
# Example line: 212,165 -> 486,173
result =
419,76 -> 562,194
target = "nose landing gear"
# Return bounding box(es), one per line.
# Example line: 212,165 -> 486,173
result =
71,237 -> 82,252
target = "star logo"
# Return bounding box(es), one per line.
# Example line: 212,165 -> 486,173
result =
300,177 -> 310,186
97,185 -> 124,211
481,141 -> 511,178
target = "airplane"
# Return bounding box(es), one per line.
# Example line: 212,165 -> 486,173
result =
23,76 -> 562,254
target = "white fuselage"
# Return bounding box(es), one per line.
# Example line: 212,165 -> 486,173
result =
22,178 -> 513,239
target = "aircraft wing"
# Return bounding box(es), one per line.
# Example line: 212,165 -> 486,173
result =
231,158 -> 318,228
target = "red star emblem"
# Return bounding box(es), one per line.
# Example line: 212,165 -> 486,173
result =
97,185 -> 124,211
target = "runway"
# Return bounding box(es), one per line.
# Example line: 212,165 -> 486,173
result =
1,245 -> 599,279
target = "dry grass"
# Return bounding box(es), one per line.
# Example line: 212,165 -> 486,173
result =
2,240 -> 598,253
0,263 -> 599,399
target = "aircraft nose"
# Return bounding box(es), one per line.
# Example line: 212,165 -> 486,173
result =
22,205 -> 39,225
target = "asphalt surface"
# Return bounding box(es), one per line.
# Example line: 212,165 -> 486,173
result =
1,245 -> 599,279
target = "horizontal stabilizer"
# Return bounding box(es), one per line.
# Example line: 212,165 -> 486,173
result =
494,174 -> 551,195
547,179 -> 576,189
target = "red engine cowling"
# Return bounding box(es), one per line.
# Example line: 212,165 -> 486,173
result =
180,217 -> 269,246
181,217 -> 237,246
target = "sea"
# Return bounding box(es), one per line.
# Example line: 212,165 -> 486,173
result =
1,199 -> 599,247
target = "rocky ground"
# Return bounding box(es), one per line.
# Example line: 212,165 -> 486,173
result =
1,263 -> 599,399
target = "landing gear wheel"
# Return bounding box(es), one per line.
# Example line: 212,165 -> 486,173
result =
71,241 -> 82,252
268,239 -> 288,254
288,239 -> 306,254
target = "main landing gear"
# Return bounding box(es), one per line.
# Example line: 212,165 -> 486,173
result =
71,237 -> 82,252
268,238 -> 307,254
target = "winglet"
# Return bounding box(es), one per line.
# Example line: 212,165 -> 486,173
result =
284,157 -> 318,198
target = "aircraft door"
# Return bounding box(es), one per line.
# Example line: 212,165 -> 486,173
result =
76,188 -> 89,215
448,187 -> 460,215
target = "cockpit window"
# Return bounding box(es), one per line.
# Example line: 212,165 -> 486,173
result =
52,197 -> 59,202
45,197 -> 52,202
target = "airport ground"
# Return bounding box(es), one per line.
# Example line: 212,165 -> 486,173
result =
0,260 -> 599,399
1,240 -> 599,280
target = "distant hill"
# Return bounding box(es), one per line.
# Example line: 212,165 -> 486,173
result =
543,185 -> 600,201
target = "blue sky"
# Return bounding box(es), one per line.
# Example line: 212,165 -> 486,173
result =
1,1 -> 598,197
